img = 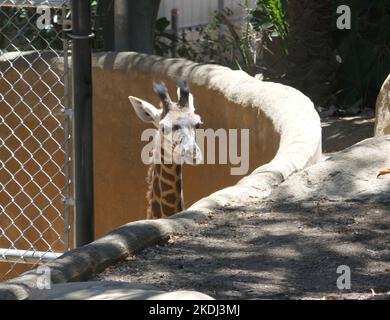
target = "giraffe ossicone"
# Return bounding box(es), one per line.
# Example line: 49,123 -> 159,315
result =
128,81 -> 203,219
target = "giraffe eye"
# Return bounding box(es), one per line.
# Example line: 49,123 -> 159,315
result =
161,125 -> 172,135
172,124 -> 181,131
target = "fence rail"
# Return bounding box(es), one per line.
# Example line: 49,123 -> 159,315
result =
0,0 -> 72,280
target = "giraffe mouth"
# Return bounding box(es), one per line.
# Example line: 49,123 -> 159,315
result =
170,146 -> 202,165
183,155 -> 202,165
179,149 -> 203,165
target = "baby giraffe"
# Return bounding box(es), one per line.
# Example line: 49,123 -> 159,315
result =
129,81 -> 203,219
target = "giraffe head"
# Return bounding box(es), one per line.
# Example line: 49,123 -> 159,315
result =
129,81 -> 203,165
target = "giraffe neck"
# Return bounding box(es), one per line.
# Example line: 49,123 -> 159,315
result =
146,161 -> 183,219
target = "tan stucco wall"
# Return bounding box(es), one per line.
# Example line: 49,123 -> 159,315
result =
1,51 -> 322,280
92,53 -> 280,237
374,74 -> 390,136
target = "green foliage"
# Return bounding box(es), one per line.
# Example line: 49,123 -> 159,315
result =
91,0 -> 98,12
154,0 -> 287,77
333,0 -> 390,108
212,5 -> 259,76
251,0 -> 288,52
194,0 -> 288,76
154,17 -> 176,56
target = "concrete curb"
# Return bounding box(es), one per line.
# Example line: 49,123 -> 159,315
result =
0,52 -> 322,300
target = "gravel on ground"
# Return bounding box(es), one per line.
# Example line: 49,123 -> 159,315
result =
96,117 -> 390,300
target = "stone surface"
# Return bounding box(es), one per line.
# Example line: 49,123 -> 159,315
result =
0,213 -> 208,300
270,135 -> 390,203
96,136 -> 390,299
1,51 -> 321,282
1,52 -> 321,298
374,74 -> 390,136
28,281 -> 214,300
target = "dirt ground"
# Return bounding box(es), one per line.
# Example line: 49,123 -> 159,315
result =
96,199 -> 390,299
96,116 -> 390,299
321,116 -> 375,153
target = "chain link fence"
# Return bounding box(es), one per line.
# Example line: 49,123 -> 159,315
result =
0,0 -> 72,280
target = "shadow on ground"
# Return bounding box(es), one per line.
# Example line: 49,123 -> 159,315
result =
95,134 -> 389,300
95,198 -> 390,299
322,116 -> 374,153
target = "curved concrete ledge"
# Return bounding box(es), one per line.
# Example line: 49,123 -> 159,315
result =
90,51 -> 322,219
0,52 -> 321,299
94,51 -> 322,175
28,281 -> 214,300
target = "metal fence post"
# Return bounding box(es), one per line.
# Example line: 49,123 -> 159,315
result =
71,0 -> 94,247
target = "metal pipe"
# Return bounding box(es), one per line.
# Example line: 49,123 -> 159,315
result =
0,249 -> 62,264
62,5 -> 71,252
71,0 -> 94,247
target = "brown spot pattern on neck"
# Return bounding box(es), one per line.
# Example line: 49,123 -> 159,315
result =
146,161 -> 183,219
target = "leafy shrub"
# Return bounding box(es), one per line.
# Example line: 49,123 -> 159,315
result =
154,17 -> 175,56
154,0 -> 287,77
333,0 -> 390,108
251,0 -> 288,53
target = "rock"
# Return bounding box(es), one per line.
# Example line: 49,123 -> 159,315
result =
318,105 -> 337,118
345,98 -> 362,116
28,281 -> 214,300
374,74 -> 390,136
269,135 -> 390,204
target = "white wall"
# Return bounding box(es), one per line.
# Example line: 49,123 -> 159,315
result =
158,0 -> 256,29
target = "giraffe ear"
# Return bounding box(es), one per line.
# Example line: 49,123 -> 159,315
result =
128,96 -> 162,127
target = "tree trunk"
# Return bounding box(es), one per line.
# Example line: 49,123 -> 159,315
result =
97,0 -> 115,51
117,0 -> 161,54
284,0 -> 337,107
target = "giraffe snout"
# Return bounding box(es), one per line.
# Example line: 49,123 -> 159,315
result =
182,145 -> 202,165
